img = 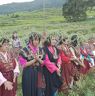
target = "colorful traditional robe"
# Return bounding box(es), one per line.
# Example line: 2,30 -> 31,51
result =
19,44 -> 45,96
42,46 -> 63,96
0,51 -> 19,96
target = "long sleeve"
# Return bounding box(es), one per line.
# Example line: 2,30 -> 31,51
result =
14,59 -> 20,74
70,47 -> 77,59
61,52 -> 70,64
43,54 -> 59,73
93,51 -> 95,56
0,72 -> 7,86
18,56 -> 27,68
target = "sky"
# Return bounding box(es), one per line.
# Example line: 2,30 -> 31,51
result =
0,0 -> 34,5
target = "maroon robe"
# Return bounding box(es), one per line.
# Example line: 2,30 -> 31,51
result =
0,52 -> 17,96
59,50 -> 72,91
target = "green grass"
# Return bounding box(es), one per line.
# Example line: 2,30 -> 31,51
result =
17,71 -> 95,96
0,8 -> 95,38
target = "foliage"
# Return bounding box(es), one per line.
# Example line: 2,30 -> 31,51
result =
86,0 -> 95,10
62,0 -> 88,22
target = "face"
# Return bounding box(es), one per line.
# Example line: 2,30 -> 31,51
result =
0,42 -> 9,52
51,37 -> 57,46
61,43 -> 65,49
41,36 -> 46,44
13,33 -> 17,38
57,44 -> 62,50
31,39 -> 39,47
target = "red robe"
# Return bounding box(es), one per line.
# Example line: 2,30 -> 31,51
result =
59,49 -> 77,92
59,44 -> 81,92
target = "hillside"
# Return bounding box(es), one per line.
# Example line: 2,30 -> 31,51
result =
0,8 -> 95,45
0,0 -> 67,14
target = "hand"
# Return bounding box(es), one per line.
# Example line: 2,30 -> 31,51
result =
57,63 -> 61,70
38,55 -> 43,59
4,81 -> 13,91
13,76 -> 16,83
34,55 -> 41,61
34,55 -> 39,61
70,57 -> 76,61
34,55 -> 43,64
81,63 -> 86,68
13,73 -> 18,83
57,69 -> 61,76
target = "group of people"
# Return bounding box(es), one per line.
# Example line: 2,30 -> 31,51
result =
0,31 -> 95,96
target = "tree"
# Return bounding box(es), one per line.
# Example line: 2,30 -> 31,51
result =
62,0 -> 87,22
85,0 -> 95,10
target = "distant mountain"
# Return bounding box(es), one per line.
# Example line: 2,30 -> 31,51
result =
0,0 -> 67,14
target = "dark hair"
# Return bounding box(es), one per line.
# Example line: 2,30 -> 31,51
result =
71,35 -> 78,47
58,39 -> 64,45
71,35 -> 77,40
43,34 -> 58,47
12,31 -> 18,40
29,32 -> 41,44
57,36 -> 67,46
0,38 -> 9,47
43,37 -> 51,47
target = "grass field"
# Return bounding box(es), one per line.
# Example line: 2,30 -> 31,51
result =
0,8 -> 95,96
17,71 -> 95,96
0,8 -> 95,44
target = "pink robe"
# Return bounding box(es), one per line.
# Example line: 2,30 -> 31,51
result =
42,46 -> 61,73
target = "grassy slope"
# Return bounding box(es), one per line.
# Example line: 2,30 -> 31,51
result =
0,8 -> 95,96
0,8 -> 95,43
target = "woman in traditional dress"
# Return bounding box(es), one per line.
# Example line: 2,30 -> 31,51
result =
42,34 -> 63,96
57,38 -> 77,93
64,35 -> 84,87
80,42 -> 90,74
19,32 -> 45,96
0,38 -> 20,96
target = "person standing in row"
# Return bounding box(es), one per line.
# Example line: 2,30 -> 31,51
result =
19,32 -> 45,96
0,38 -> 20,96
42,34 -> 63,96
57,38 -> 76,94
